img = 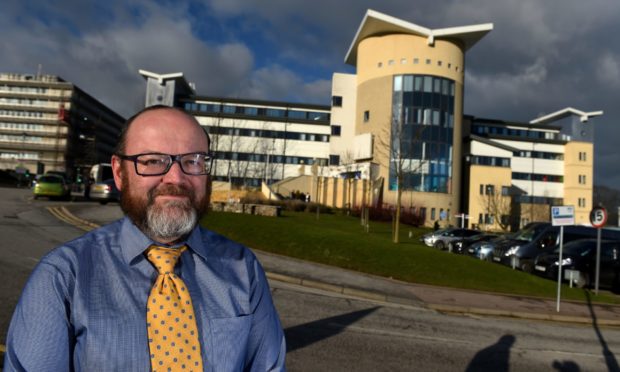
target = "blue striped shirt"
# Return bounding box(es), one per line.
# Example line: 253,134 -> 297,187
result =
5,217 -> 286,371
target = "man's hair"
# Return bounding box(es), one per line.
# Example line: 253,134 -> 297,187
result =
114,105 -> 211,155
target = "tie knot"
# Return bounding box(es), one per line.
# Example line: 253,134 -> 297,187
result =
146,246 -> 186,274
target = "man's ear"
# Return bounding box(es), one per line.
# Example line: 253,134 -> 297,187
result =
111,155 -> 124,191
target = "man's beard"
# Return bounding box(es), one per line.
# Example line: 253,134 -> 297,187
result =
120,173 -> 209,243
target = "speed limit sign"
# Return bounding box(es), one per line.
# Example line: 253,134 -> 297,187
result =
590,206 -> 608,228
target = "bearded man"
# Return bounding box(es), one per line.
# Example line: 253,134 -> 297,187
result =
5,106 -> 286,371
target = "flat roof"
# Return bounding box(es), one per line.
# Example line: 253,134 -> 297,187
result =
345,9 -> 493,66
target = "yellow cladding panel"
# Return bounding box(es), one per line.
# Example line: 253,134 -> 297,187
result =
564,142 -> 593,225
357,34 -> 465,85
468,165 -> 512,231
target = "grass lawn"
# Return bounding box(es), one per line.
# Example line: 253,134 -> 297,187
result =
201,210 -> 620,304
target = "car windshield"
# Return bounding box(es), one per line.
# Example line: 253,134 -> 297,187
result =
556,241 -> 594,256
511,224 -> 548,242
39,176 -> 62,183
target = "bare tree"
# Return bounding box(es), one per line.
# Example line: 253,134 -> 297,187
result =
376,108 -> 428,243
478,184 -> 512,231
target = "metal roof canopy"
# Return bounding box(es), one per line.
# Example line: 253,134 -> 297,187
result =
345,9 -> 494,66
530,107 -> 603,125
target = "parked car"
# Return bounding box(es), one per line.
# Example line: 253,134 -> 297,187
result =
432,228 -> 483,250
33,175 -> 70,200
490,222 -> 620,273
533,239 -> 620,289
450,233 -> 500,254
89,179 -> 120,204
420,227 -> 457,247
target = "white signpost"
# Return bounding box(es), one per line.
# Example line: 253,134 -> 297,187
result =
551,206 -> 575,312
590,206 -> 608,295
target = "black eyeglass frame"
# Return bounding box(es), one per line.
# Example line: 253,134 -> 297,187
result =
116,151 -> 214,176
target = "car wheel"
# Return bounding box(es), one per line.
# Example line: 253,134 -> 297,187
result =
434,241 -> 445,250
576,272 -> 590,289
520,262 -> 533,273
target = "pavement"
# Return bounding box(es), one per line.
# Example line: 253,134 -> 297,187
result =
54,204 -> 620,327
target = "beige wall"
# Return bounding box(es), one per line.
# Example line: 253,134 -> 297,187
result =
467,165 -> 513,231
564,141 -> 593,225
353,33 -> 466,226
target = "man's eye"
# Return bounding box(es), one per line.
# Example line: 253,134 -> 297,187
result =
141,158 -> 165,166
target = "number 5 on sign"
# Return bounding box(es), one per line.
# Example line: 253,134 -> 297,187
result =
590,206 -> 607,228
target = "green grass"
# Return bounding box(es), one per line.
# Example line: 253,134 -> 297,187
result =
201,210 -> 620,304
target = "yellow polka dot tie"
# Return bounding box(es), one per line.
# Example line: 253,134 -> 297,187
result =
146,246 -> 203,372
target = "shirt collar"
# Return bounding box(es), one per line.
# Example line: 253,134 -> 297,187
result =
120,217 -> 208,265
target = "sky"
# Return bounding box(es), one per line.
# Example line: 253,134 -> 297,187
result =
2,0 -> 619,189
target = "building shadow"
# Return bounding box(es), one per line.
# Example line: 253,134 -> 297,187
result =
584,290 -> 620,372
465,334 -> 515,372
285,306 -> 379,352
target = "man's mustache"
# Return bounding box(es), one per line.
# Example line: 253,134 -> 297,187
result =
149,184 -> 193,200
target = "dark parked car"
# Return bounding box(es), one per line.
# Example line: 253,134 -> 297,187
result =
533,239 -> 620,289
450,233 -> 500,254
432,228 -> 483,250
490,222 -> 620,272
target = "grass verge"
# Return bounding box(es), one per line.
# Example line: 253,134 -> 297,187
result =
202,210 -> 620,305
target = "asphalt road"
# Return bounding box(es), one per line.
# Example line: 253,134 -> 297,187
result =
1,187 -> 620,371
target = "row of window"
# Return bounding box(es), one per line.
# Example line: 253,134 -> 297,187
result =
479,184 -> 510,196
0,85 -> 48,94
430,207 -> 451,221
472,124 -> 562,141
389,174 -> 451,193
212,151 -> 326,166
513,195 -> 562,205
0,122 -> 48,132
512,172 -> 563,182
513,150 -> 563,160
377,58 -> 461,73
184,102 -> 330,123
0,98 -> 51,107
205,125 -> 329,143
0,109 -> 45,118
469,155 -> 510,167
0,151 -> 40,160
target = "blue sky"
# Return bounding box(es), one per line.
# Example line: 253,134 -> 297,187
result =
2,0 -> 620,190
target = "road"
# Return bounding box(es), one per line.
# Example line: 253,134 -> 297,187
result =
1,187 -> 619,371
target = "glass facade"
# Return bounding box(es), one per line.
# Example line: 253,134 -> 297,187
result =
389,75 -> 455,193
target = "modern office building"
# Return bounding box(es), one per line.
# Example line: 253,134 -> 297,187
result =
0,72 -> 125,181
139,9 -> 601,229
139,70 -> 332,189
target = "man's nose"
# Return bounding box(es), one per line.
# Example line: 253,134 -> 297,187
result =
161,161 -> 185,183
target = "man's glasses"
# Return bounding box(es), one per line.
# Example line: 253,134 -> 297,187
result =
116,152 -> 213,176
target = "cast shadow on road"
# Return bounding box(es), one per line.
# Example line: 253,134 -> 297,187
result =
284,306 -> 380,352
465,334 -> 515,372
584,290 -> 620,372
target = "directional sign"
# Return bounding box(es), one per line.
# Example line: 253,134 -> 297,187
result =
590,206 -> 608,228
551,206 -> 575,226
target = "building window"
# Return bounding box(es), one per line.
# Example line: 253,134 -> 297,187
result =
378,62 -> 383,68
413,58 -> 419,64
437,61 -> 442,67
426,59 -> 431,65
332,96 -> 343,107
431,208 -> 436,220
363,110 -> 370,123
579,175 -> 586,184
501,186 -> 510,196
479,184 -> 484,195
331,125 -> 341,136
388,60 -> 395,66
329,155 -> 340,165
401,58 -> 407,64
579,151 -> 587,161
485,185 -> 495,195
